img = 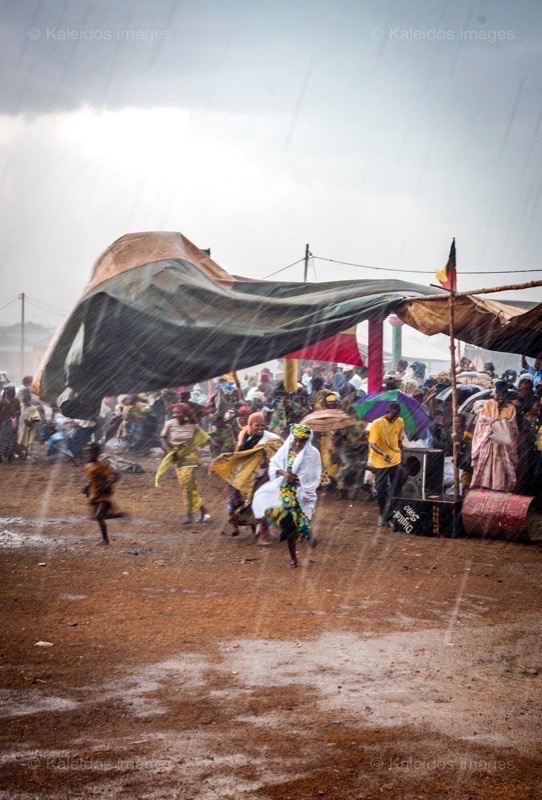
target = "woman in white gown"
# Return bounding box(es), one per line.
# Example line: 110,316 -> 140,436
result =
252,423 -> 322,567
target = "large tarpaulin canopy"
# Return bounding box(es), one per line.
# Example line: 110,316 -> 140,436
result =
35,231 -> 542,418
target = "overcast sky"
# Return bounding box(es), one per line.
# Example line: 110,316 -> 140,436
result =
1,0 -> 541,334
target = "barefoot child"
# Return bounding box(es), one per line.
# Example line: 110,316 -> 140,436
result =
83,443 -> 124,545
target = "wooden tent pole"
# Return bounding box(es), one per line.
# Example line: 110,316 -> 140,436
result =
421,278 -> 542,299
449,286 -> 460,500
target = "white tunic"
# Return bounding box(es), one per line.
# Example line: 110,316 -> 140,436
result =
252,433 -> 322,520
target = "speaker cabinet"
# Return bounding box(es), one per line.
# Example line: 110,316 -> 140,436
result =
390,496 -> 464,538
401,448 -> 444,499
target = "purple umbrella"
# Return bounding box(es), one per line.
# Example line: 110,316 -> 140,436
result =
353,390 -> 431,435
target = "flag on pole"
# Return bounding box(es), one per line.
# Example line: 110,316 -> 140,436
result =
435,238 -> 456,291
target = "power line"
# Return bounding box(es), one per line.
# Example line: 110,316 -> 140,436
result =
0,297 -> 19,313
26,294 -> 68,314
263,258 -> 305,279
314,256 -> 542,275
0,294 -> 19,304
24,298 -> 66,318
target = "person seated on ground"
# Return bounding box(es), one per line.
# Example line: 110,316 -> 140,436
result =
252,423 -> 321,567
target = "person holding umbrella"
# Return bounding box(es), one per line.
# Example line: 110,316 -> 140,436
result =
367,402 -> 406,527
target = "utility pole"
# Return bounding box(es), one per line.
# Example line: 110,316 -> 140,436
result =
303,243 -> 310,282
20,292 -> 25,377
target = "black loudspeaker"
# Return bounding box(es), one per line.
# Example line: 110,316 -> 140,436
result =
400,448 -> 444,499
390,496 -> 464,538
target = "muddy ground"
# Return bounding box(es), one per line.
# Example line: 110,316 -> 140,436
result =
1,452 -> 541,799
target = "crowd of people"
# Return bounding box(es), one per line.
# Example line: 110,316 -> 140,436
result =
2,354 -> 542,562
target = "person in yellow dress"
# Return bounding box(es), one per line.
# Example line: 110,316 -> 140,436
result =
157,402 -> 210,524
368,402 -> 405,527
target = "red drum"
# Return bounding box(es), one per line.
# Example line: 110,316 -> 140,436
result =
462,489 -> 541,541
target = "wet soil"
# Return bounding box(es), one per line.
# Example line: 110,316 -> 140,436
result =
1,455 -> 541,799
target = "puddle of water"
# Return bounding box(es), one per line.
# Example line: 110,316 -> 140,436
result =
218,623 -> 541,753
0,516 -> 80,528
0,516 -> 84,548
0,530 -> 64,549
0,691 -> 79,718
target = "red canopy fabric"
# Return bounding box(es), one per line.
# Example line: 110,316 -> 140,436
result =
285,327 -> 364,367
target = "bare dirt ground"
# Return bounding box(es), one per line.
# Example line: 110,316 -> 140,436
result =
1,453 -> 541,799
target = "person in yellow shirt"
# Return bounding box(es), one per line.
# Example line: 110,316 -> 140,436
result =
368,402 -> 405,527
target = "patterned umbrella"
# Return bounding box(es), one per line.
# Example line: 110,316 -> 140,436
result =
301,408 -> 357,432
353,390 -> 431,435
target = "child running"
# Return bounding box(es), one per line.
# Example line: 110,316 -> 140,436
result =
83,443 -> 125,545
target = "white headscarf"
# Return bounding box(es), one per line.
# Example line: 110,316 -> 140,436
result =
252,430 -> 322,520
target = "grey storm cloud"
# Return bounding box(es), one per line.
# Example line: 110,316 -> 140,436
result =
1,0 -> 541,128
1,0 -> 324,116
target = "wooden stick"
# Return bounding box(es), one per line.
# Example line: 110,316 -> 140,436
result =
232,371 -> 245,401
449,287 -> 460,500
420,279 -> 542,299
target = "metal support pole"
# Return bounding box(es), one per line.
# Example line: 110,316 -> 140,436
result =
388,314 -> 403,369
